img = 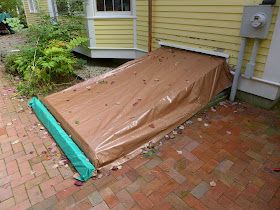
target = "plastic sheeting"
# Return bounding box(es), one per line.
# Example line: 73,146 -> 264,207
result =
42,47 -> 232,168
28,97 -> 95,181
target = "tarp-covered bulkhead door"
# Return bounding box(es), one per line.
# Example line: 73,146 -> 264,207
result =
41,47 -> 232,168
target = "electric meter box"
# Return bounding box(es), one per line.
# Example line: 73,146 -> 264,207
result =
240,5 -> 273,39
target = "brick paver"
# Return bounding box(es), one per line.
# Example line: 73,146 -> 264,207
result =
0,63 -> 280,210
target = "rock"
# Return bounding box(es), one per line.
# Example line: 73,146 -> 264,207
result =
204,123 -> 209,127
164,135 -> 170,140
197,118 -> 203,122
226,131 -> 232,135
179,125 -> 185,130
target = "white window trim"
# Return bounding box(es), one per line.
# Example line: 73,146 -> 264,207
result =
27,0 -> 39,13
94,0 -> 133,17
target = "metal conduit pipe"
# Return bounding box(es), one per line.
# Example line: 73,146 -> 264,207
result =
229,37 -> 248,101
244,39 -> 260,79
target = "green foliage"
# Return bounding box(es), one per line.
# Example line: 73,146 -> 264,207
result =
3,17 -> 24,32
4,16 -> 87,96
0,0 -> 26,25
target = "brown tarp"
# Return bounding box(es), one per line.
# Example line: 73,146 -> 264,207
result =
43,47 -> 232,167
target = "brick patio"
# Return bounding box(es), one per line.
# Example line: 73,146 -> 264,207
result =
0,64 -> 280,210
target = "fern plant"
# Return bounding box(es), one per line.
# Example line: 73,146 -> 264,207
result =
4,16 -> 87,96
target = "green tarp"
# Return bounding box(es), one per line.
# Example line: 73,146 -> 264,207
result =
28,97 -> 95,181
0,12 -> 11,23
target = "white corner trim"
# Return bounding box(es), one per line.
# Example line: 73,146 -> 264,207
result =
263,6 -> 280,83
86,0 -> 96,48
159,41 -> 230,60
230,70 -> 280,100
230,71 -> 280,87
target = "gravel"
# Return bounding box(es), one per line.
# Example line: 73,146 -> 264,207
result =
0,32 -> 27,62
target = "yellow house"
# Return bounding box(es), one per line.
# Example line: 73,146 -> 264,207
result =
22,0 -> 280,105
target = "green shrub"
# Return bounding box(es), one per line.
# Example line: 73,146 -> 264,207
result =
3,17 -> 24,32
4,16 -> 87,96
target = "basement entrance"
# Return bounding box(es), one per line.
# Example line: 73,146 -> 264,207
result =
30,47 -> 232,180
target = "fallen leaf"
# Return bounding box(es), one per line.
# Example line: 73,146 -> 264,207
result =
74,180 -> 83,186
99,80 -> 108,84
177,150 -> 183,155
52,164 -> 59,169
211,107 -> 217,112
92,170 -> 98,177
149,124 -> 155,128
73,173 -> 80,180
11,140 -> 19,145
210,181 -> 216,187
179,125 -> 185,130
58,160 -> 65,166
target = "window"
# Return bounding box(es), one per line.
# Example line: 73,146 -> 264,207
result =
96,0 -> 131,13
56,0 -> 85,16
27,0 -> 39,13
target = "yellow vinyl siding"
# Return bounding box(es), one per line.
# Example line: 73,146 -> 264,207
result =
136,0 -> 279,77
94,19 -> 134,48
23,0 -> 49,25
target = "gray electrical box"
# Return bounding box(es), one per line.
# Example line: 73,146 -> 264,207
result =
240,5 -> 273,39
